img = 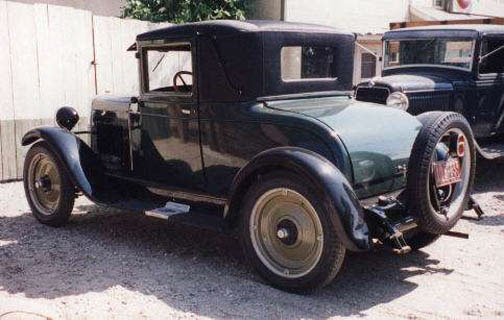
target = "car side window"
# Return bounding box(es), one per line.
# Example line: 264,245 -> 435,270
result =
480,37 -> 504,74
143,43 -> 193,95
281,46 -> 338,81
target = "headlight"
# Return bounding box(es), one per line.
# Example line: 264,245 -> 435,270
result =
386,92 -> 409,111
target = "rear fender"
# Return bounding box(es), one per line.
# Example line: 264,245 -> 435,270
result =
225,147 -> 371,252
22,127 -> 118,204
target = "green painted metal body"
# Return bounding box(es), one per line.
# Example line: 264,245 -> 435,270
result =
266,96 -> 422,199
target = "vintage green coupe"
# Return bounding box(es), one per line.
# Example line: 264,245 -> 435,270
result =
22,21 -> 477,293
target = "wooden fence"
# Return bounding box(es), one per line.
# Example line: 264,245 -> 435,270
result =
0,0 -> 166,181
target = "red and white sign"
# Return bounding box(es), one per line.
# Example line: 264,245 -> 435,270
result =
450,0 -> 475,13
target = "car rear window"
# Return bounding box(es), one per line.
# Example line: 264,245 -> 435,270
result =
281,46 -> 338,81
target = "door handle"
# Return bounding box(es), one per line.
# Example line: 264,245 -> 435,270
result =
181,108 -> 191,115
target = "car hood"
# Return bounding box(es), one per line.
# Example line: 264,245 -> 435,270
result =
365,74 -> 453,93
267,96 -> 422,198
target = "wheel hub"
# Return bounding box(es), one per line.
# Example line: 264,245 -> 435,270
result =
276,219 -> 298,245
35,175 -> 52,192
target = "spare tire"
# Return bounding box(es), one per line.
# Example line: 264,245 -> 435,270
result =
407,112 -> 475,234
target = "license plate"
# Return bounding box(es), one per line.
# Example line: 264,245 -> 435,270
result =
433,158 -> 462,188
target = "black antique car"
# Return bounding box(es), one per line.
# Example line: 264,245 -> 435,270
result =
22,21 -> 477,293
355,25 -> 504,160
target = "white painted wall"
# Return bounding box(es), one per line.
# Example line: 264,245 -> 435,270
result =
410,0 -> 432,6
8,0 -> 124,17
0,0 -> 165,180
284,0 -> 410,34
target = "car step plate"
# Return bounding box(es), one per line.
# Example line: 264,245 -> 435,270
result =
479,142 -> 504,160
145,201 -> 191,220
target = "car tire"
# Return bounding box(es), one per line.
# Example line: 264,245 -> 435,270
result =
407,112 -> 476,235
239,171 -> 346,294
23,142 -> 76,227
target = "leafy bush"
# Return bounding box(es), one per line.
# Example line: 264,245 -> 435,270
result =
122,0 -> 250,23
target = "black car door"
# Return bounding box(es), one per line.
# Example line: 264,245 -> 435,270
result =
476,35 -> 504,137
132,41 -> 204,190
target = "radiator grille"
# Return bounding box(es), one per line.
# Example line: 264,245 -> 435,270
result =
408,92 -> 451,115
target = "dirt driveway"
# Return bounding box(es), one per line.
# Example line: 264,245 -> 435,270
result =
1,160 -> 503,320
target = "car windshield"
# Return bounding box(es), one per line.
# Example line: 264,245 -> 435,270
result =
384,38 -> 474,71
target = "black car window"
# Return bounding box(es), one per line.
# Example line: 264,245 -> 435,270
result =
480,37 -> 504,74
143,43 -> 193,94
281,46 -> 338,81
384,39 -> 474,71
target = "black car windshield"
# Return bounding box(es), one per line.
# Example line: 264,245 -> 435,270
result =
384,38 -> 474,71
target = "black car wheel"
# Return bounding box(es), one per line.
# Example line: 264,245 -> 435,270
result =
240,171 -> 345,294
23,142 -> 75,227
407,112 -> 476,234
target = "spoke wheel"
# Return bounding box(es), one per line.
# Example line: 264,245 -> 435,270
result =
407,112 -> 476,235
428,128 -> 472,221
250,188 -> 324,279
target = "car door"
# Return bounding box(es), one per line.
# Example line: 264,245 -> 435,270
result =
132,41 -> 204,190
475,35 -> 504,137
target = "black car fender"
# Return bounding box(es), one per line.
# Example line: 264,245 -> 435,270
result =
225,147 -> 371,252
22,127 -> 115,204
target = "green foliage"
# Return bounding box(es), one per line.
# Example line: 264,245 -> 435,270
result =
122,0 -> 250,23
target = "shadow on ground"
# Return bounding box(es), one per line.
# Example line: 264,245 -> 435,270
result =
474,158 -> 504,194
0,205 -> 454,319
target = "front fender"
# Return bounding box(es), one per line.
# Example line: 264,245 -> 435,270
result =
226,147 -> 371,252
22,127 -> 113,203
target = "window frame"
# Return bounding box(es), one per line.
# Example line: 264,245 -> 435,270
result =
382,38 -> 476,72
139,40 -> 195,98
477,35 -> 504,78
280,45 -> 339,83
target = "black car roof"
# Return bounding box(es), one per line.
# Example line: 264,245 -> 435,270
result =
384,24 -> 504,39
137,20 -> 353,41
136,20 -> 356,101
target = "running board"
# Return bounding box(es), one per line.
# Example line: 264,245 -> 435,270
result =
475,140 -> 504,160
145,201 -> 190,219
107,197 -> 226,232
145,201 -> 225,232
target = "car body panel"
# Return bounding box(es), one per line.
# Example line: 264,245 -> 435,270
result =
267,96 -> 422,198
198,99 -> 353,197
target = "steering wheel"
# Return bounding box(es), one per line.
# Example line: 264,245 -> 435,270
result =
173,71 -> 192,92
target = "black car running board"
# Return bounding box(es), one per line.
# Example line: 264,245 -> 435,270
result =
145,201 -> 226,232
475,140 -> 504,160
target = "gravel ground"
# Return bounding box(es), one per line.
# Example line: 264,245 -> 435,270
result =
0,160 -> 503,320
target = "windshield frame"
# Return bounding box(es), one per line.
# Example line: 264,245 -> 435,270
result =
139,40 -> 195,98
382,37 -> 477,72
